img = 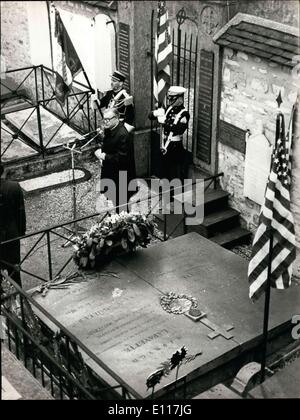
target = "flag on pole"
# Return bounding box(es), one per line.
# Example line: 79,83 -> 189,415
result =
153,1 -> 172,107
54,10 -> 82,105
248,108 -> 296,301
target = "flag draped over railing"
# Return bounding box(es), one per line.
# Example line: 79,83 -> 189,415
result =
54,10 -> 83,105
153,1 -> 172,107
248,107 -> 296,301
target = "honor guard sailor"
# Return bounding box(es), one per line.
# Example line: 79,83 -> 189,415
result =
149,86 -> 190,182
99,70 -> 135,133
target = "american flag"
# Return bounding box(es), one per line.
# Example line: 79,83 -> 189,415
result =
153,1 -> 172,107
248,109 -> 296,301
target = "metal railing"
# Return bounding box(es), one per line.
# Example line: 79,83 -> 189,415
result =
1,65 -> 99,161
0,172 -> 223,399
1,272 -> 138,400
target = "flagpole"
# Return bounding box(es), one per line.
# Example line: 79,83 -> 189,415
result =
260,227 -> 273,383
260,93 -> 282,382
149,8 -> 154,177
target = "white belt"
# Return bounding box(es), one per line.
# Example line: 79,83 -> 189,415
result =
168,135 -> 182,142
162,134 -> 182,155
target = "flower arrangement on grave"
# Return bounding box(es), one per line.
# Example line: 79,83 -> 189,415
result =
146,346 -> 202,398
73,212 -> 156,269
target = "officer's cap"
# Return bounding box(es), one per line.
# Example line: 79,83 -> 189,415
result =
168,86 -> 187,97
111,70 -> 126,82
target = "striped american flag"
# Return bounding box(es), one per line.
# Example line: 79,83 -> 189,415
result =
248,109 -> 296,301
153,1 -> 172,107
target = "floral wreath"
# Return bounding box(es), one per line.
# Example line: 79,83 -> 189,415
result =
160,292 -> 198,315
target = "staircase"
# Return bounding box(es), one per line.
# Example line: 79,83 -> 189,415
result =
192,188 -> 251,249
155,184 -> 252,249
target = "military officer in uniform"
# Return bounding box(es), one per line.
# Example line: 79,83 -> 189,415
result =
149,86 -> 190,182
99,70 -> 135,133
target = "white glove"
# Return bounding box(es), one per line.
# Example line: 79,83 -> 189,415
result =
124,122 -> 135,133
153,107 -> 166,124
95,149 -> 106,161
124,95 -> 133,106
158,115 -> 166,124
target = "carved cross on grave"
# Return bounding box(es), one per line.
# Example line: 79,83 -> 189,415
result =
199,315 -> 234,340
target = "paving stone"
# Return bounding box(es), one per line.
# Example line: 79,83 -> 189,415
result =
194,383 -> 241,399
247,357 -> 300,398
1,345 -> 54,400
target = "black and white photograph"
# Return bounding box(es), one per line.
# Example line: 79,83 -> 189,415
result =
0,0 -> 300,405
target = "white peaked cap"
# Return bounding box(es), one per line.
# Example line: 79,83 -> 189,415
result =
168,86 -> 187,96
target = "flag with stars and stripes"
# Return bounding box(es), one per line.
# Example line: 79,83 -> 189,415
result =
153,1 -> 172,107
248,109 -> 296,302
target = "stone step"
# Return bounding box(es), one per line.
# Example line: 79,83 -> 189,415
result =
189,208 -> 240,238
193,383 -> 242,399
174,188 -> 230,214
211,227 -> 252,249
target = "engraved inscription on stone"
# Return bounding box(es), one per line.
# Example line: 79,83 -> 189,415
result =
118,22 -> 131,92
200,5 -> 219,35
218,120 -> 247,154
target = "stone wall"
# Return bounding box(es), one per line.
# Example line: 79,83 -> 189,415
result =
218,47 -> 300,277
0,1 -> 31,71
233,0 -> 299,28
220,48 -> 297,139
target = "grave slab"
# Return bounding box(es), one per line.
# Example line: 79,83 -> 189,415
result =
32,233 -> 300,399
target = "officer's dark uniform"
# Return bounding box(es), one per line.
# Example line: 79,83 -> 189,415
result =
100,71 -> 135,130
162,103 -> 190,181
150,86 -> 190,182
100,90 -> 135,128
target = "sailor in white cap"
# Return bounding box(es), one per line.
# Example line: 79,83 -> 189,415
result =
149,86 -> 190,183
99,70 -> 135,133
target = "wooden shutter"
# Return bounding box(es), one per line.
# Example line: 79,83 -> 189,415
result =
118,22 -> 131,92
196,50 -> 214,164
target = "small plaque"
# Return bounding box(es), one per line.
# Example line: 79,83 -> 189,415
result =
219,120 -> 247,154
